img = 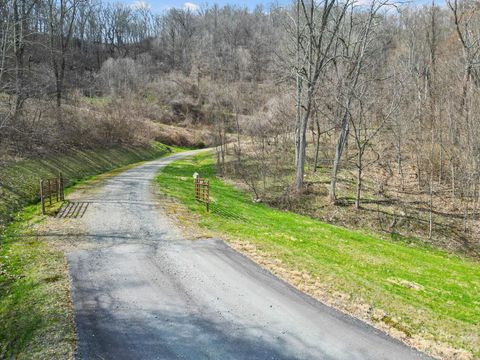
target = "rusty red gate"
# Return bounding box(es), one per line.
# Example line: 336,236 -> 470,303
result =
40,174 -> 65,215
194,176 -> 210,212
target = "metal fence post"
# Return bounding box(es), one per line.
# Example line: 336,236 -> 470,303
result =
48,179 -> 52,205
55,178 -> 59,202
193,174 -> 210,212
60,173 -> 64,201
206,180 -> 209,212
40,179 -> 46,215
39,174 -> 67,215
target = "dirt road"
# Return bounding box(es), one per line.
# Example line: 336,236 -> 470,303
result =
66,150 -> 430,359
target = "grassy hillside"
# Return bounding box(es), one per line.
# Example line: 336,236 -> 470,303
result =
0,142 -> 179,358
0,142 -> 174,232
156,152 -> 480,359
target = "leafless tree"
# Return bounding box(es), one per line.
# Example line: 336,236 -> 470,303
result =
291,0 -> 351,193
47,0 -> 80,107
329,0 -> 390,202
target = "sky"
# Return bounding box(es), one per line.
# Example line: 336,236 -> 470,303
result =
129,0 -> 439,14
129,0 -> 286,12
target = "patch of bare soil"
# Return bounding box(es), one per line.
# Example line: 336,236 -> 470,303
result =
156,191 -> 214,240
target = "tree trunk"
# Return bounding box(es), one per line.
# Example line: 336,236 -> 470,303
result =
313,116 -> 321,172
397,139 -> 404,191
13,0 -> 25,113
295,112 -> 308,192
56,79 -> 62,107
451,161 -> 455,199
329,6 -> 375,203
416,154 -> 422,191
355,151 -> 362,209
330,110 -> 349,202
294,0 -> 301,168
429,175 -> 433,240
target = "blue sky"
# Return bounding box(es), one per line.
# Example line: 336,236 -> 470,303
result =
129,0 -> 439,14
129,0 -> 287,12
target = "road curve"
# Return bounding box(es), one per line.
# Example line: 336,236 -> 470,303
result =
67,149 -> 431,360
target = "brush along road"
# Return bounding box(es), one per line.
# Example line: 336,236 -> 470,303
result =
66,150 -> 430,360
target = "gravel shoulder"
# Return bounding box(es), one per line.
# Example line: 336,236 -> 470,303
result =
64,150 -> 431,359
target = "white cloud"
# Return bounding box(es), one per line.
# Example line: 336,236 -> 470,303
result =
353,0 -> 400,11
183,2 -> 199,11
355,0 -> 373,5
130,0 -> 151,10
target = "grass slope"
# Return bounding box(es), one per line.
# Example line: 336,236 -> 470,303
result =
156,152 -> 480,358
0,206 -> 74,359
0,142 -> 175,232
0,142 -> 181,359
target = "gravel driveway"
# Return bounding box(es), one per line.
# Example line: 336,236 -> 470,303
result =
67,150 -> 431,360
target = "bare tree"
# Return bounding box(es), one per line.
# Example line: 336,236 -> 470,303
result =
47,0 -> 80,107
329,0 -> 389,202
350,77 -> 397,209
292,0 -> 351,193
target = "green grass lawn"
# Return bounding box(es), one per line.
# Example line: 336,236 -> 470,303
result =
156,152 -> 480,358
0,205 -> 75,359
0,142 -> 183,359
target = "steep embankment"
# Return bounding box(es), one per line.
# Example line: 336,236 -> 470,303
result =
0,143 -> 174,232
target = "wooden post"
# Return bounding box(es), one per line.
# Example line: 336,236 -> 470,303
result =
195,177 -> 200,201
59,173 -> 64,201
194,176 -> 210,212
47,179 -> 52,206
206,180 -> 209,212
197,178 -> 200,201
55,178 -> 59,202
40,179 -> 46,215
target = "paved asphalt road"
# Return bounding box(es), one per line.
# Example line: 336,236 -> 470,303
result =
67,150 -> 431,360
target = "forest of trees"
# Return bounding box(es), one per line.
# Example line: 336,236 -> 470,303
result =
1,0 -> 480,253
